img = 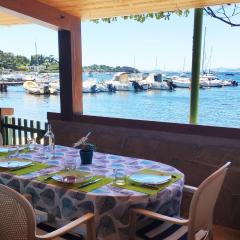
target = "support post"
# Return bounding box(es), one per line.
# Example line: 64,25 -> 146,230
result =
58,29 -> 73,121
58,25 -> 83,121
190,8 -> 203,124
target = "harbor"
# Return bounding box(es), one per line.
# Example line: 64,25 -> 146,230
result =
0,71 -> 238,95
0,71 -> 239,128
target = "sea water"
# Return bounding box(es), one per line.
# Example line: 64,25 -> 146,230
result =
0,72 -> 239,129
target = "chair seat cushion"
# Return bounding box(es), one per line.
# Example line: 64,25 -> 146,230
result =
136,220 -> 208,240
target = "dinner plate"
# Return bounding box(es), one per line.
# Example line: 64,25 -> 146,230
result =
52,174 -> 93,184
0,161 -> 33,169
0,147 -> 26,153
129,173 -> 171,185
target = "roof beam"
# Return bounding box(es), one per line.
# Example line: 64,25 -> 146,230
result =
0,0 -> 80,30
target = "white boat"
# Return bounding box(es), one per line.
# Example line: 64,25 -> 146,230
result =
95,82 -> 110,92
82,79 -> 99,93
151,73 -> 173,90
200,78 -> 223,88
23,81 -> 58,95
22,74 -> 37,81
172,76 -> 191,88
105,73 -> 134,91
49,81 -> 60,91
132,73 -> 172,91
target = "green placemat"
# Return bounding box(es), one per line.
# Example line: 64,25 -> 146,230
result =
0,158 -> 49,176
0,147 -> 30,157
37,171 -> 113,193
112,169 -> 183,196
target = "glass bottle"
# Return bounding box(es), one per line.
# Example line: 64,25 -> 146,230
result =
43,123 -> 55,159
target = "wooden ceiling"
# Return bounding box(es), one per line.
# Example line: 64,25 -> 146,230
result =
0,0 -> 239,25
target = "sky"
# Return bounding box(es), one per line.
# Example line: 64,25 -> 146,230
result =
0,9 -> 239,71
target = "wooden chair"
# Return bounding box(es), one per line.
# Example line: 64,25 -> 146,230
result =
129,162 -> 231,240
0,184 -> 96,240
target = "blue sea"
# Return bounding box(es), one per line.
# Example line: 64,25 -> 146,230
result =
0,72 -> 239,129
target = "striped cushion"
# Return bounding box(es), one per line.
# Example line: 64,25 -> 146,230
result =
136,220 -> 207,240
37,223 -> 83,240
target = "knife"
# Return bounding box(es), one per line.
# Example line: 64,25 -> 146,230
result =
78,178 -> 101,188
130,182 -> 160,190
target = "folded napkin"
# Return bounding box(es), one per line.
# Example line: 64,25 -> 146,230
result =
37,170 -> 113,193
112,168 -> 183,196
0,158 -> 49,176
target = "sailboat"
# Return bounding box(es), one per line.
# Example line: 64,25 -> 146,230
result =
199,28 -> 232,88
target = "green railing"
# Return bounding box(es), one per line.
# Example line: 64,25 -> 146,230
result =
1,117 -> 47,145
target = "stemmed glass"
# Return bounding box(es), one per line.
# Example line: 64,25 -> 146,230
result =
27,136 -> 36,151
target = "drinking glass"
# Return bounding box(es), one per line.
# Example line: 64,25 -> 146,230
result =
114,169 -> 126,186
27,137 -> 36,151
64,158 -> 77,171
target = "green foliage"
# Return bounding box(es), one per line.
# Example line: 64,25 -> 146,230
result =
40,63 -> 59,73
0,49 -> 58,72
16,65 -> 28,71
91,10 -> 190,24
0,50 -> 30,70
83,64 -> 139,73
80,143 -> 96,151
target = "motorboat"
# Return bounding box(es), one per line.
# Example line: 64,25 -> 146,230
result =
49,81 -> 60,91
105,73 -> 135,91
171,76 -> 191,88
82,79 -> 99,93
132,73 -> 173,91
23,81 -> 58,95
151,73 -> 174,90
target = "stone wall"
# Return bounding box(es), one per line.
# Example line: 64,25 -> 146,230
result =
48,113 -> 240,229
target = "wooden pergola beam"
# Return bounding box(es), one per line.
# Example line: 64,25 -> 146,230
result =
0,0 -> 83,117
0,0 -> 79,30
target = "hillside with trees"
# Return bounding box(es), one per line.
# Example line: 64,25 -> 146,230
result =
0,50 -> 139,73
0,50 -> 59,72
83,64 -> 140,73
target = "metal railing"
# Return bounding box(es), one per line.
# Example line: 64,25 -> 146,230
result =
1,116 -> 47,145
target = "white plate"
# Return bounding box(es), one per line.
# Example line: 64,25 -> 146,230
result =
0,161 -> 32,169
0,147 -> 26,153
129,173 -> 171,185
52,175 -> 93,184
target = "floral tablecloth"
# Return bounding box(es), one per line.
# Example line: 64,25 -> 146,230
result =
0,145 -> 184,240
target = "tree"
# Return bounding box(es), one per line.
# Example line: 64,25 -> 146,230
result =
92,4 -> 240,27
204,4 -> 240,27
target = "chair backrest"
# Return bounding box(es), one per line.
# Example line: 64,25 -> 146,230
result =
187,162 -> 230,240
0,184 -> 36,240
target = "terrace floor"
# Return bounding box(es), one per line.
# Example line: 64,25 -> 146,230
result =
213,225 -> 240,240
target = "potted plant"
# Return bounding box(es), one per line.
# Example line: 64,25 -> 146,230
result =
73,132 -> 96,165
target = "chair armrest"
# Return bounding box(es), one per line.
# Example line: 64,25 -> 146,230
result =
36,213 -> 94,240
183,185 -> 198,194
23,193 -> 32,202
132,208 -> 189,226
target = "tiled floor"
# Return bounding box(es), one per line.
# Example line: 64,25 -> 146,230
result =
213,225 -> 240,240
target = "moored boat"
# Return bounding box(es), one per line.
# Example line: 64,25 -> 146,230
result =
172,76 -> 191,88
23,81 -> 58,95
105,72 -> 134,91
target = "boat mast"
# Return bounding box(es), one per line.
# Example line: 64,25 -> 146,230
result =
201,26 -> 206,74
182,57 -> 186,73
35,41 -> 39,67
155,57 -> 157,69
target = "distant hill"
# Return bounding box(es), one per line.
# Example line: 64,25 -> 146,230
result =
212,67 -> 240,73
83,64 -> 140,73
